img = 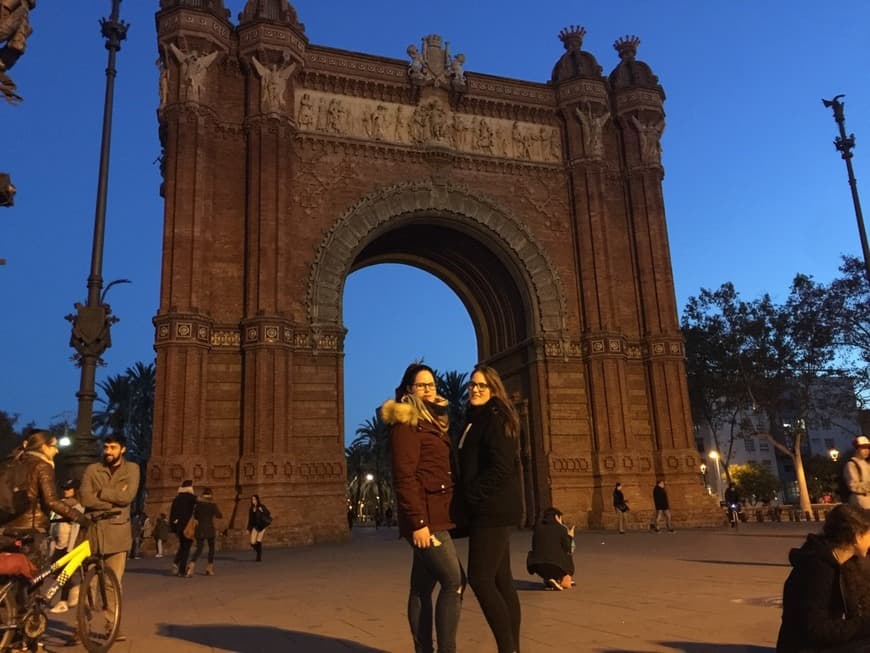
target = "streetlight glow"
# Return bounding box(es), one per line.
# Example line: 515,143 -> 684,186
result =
708,451 -> 723,499
830,449 -> 840,462
365,473 -> 374,482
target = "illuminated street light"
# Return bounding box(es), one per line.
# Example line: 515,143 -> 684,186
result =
708,451 -> 722,499
830,449 -> 840,462
365,473 -> 374,482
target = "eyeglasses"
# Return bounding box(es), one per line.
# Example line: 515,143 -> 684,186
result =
413,383 -> 436,391
467,382 -> 490,391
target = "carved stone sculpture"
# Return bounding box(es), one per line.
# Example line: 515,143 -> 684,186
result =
406,34 -> 466,90
169,42 -> 219,103
630,114 -> 665,163
251,54 -> 296,114
297,92 -> 314,129
575,103 -> 610,159
0,0 -> 36,104
157,56 -> 169,109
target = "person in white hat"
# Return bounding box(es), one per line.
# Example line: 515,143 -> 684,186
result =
845,435 -> 870,510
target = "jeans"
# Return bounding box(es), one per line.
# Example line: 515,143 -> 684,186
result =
174,535 -> 193,573
407,530 -> 465,653
467,526 -> 521,653
192,537 -> 215,564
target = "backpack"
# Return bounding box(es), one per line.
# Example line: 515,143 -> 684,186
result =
0,453 -> 31,524
838,459 -> 861,503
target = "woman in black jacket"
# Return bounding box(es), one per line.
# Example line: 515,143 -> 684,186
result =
526,507 -> 574,591
247,494 -> 271,562
458,364 -> 523,653
777,504 -> 870,652
188,487 -> 223,576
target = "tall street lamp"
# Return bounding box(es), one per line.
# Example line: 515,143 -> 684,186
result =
822,95 -> 870,285
64,0 -> 129,480
708,451 -> 722,499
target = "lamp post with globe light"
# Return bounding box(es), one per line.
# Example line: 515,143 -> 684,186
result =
709,451 -> 722,499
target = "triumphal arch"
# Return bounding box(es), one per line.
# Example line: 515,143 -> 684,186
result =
149,0 -> 717,545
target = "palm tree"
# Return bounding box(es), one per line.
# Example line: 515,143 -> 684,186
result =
351,411 -> 393,521
93,360 -> 155,512
435,369 -> 468,443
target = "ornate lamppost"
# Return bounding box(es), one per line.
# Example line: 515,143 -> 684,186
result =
822,95 -> 870,285
64,0 -> 129,479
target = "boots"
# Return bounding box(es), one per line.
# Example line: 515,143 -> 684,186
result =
254,542 -> 262,562
185,562 -> 195,578
205,563 -> 214,576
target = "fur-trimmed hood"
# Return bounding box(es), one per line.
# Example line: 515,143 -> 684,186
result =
380,399 -> 420,427
381,396 -> 448,428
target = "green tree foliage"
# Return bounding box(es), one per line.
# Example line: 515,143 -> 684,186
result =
801,454 -> 841,503
434,369 -> 468,444
828,256 -> 870,404
0,410 -> 19,457
682,274 -> 845,517
93,361 -> 155,466
730,463 -> 780,503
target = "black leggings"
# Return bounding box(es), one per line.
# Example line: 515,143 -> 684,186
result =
467,526 -> 521,653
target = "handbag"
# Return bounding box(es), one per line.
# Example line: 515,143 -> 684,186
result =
617,503 -> 629,513
259,507 -> 272,528
182,515 -> 197,539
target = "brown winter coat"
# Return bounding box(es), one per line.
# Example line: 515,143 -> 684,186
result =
5,452 -> 84,534
382,399 -> 456,538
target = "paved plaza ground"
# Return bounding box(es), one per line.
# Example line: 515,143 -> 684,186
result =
44,521 -> 815,652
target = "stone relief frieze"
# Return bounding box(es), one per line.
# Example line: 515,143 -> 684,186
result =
294,90 -> 561,163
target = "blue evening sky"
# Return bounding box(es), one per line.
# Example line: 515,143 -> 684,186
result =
1,2 -> 868,445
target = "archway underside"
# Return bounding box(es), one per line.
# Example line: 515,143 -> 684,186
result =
350,218 -> 532,359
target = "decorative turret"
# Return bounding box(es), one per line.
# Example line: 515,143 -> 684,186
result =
158,0 -> 230,19
609,35 -> 662,94
550,25 -> 603,83
238,0 -> 304,31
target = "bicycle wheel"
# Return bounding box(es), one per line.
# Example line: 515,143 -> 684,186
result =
76,565 -> 121,653
0,582 -> 17,650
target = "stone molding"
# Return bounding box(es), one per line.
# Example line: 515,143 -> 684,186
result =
306,180 -> 568,335
542,334 -> 682,360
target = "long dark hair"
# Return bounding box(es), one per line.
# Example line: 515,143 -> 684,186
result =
471,364 -> 520,439
394,362 -> 436,401
22,430 -> 53,452
394,362 -> 449,434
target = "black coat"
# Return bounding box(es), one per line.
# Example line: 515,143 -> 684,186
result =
169,490 -> 196,536
457,401 -> 522,528
526,521 -> 574,576
613,488 -> 626,509
653,485 -> 669,510
247,504 -> 271,531
193,498 -> 223,539
776,534 -> 870,652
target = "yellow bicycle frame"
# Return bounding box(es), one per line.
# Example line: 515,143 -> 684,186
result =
36,538 -> 92,602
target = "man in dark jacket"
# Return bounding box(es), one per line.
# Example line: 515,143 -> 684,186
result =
649,480 -> 675,533
169,480 -> 196,577
188,487 -> 222,576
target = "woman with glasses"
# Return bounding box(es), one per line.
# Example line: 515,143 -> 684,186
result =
458,365 -> 523,653
382,362 -> 464,653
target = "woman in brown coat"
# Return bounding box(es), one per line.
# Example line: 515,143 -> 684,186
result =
382,363 -> 464,653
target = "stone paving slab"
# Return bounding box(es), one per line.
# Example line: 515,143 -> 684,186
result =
38,522 -> 816,652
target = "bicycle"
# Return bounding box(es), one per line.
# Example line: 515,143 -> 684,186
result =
0,510 -> 123,652
727,502 -> 741,530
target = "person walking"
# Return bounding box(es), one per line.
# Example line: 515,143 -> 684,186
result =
613,483 -> 628,534
649,480 -> 675,533
526,507 -> 574,591
458,364 -> 523,653
777,504 -> 870,652
48,479 -> 84,614
153,513 -> 170,558
383,362 -> 465,653
169,480 -> 197,576
247,494 -> 271,562
189,487 -> 222,576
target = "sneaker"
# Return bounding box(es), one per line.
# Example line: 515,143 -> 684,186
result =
548,578 -> 564,591
49,600 -> 69,614
155,554 -> 164,558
